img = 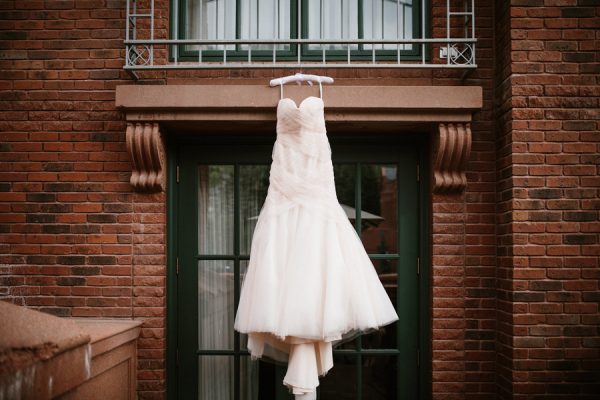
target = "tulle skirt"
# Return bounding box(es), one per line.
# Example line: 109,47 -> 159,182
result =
234,200 -> 399,364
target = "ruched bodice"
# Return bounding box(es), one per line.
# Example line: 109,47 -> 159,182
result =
276,96 -> 327,135
265,96 -> 342,222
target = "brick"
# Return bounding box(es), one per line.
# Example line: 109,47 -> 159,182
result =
87,214 -> 117,223
529,281 -> 562,291
56,255 -> 85,265
88,255 -> 116,265
57,277 -> 86,286
562,121 -> 596,131
25,193 -> 56,202
42,225 -> 70,234
563,52 -> 595,63
561,7 -> 595,17
514,337 -> 546,348
564,212 -> 598,222
545,41 -> 577,51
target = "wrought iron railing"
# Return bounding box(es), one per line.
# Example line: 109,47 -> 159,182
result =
124,0 -> 476,77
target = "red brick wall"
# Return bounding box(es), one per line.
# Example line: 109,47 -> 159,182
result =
429,1 -> 498,399
0,1 -> 167,398
6,1 -> 595,400
495,1 -> 600,398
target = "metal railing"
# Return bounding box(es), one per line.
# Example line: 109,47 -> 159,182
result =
124,0 -> 476,76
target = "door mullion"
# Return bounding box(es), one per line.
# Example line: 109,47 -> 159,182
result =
398,151 -> 419,399
234,163 -> 241,400
178,148 -> 200,399
167,145 -> 180,400
355,162 -> 363,400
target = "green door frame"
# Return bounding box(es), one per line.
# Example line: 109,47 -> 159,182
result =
166,133 -> 431,400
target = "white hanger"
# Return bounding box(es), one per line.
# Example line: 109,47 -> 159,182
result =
269,72 -> 334,87
270,72 -> 334,99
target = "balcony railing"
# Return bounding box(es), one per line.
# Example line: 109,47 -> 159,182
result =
124,0 -> 476,77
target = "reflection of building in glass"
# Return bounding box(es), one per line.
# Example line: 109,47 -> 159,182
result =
361,166 -> 398,271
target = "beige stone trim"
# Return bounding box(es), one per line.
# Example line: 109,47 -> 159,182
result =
116,85 -> 481,193
125,122 -> 166,193
116,85 -> 482,123
433,123 -> 472,193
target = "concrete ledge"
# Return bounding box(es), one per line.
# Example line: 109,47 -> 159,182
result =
0,303 -> 142,400
70,319 -> 142,360
60,319 -> 142,400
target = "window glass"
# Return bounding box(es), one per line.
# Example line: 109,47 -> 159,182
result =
240,0 -> 292,50
362,355 -> 397,399
363,0 -> 414,50
198,165 -> 234,255
307,0 -> 359,50
239,165 -> 270,255
319,354 -> 358,400
186,0 -> 292,51
361,164 -> 398,254
186,0 -> 237,50
182,0 -> 418,57
198,355 -> 234,399
198,260 -> 234,351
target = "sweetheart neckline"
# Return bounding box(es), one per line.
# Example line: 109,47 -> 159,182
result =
278,96 -> 323,110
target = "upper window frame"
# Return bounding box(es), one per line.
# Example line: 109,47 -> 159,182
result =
170,0 -> 428,62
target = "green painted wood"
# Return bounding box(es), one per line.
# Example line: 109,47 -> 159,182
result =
233,164 -> 241,400
397,149 -> 419,399
355,162 -> 363,400
166,138 -> 179,400
178,146 -> 201,398
418,142 -> 432,400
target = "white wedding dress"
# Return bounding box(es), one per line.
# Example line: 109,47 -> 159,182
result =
234,89 -> 398,398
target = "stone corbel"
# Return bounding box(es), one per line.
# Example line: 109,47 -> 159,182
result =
125,122 -> 166,192
433,123 -> 472,194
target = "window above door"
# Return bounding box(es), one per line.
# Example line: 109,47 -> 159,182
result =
123,0 -> 477,76
180,0 -> 422,60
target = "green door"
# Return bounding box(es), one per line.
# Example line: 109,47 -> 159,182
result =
168,135 -> 429,400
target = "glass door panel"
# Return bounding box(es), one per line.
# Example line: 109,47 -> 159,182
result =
197,260 -> 234,351
198,165 -> 234,255
176,140 -> 423,400
334,163 -> 357,212
361,355 -> 398,399
198,355 -> 234,398
240,356 -> 259,400
239,165 -> 270,255
319,354 -> 358,400
362,259 -> 398,350
360,164 -> 398,254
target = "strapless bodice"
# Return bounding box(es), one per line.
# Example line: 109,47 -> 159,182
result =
276,96 -> 326,135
